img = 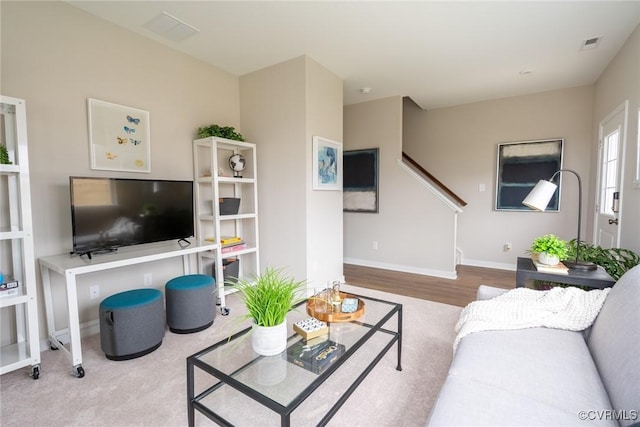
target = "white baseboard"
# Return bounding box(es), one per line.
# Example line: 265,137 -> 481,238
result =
39,319 -> 100,352
344,258 -> 457,280
461,258 -> 516,271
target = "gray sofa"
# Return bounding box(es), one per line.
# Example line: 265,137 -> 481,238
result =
428,264 -> 640,427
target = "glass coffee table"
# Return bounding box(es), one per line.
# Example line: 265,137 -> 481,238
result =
187,291 -> 402,426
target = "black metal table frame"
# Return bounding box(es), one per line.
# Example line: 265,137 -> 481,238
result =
515,257 -> 616,289
186,293 -> 403,427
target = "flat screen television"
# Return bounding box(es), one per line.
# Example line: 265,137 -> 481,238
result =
69,177 -> 194,256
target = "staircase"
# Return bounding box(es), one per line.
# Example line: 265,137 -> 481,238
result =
399,152 -> 466,211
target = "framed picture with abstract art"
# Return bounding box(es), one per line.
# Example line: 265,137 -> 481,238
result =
495,138 -> 564,211
312,136 -> 342,190
343,148 -> 379,213
88,98 -> 151,173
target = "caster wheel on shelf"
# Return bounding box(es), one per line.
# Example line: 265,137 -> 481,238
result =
74,365 -> 85,378
220,307 -> 230,316
31,365 -> 40,380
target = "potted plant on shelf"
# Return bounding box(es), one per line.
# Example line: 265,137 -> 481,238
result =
231,267 -> 306,356
530,234 -> 568,266
197,124 -> 245,141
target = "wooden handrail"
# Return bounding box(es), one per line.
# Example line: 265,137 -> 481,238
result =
402,152 -> 467,207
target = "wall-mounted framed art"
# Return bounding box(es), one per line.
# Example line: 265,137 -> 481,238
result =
635,107 -> 640,188
343,148 -> 379,213
312,136 -> 342,191
88,98 -> 150,173
495,138 -> 564,211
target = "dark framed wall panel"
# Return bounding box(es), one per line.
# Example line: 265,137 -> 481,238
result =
343,148 -> 379,213
495,139 -> 564,211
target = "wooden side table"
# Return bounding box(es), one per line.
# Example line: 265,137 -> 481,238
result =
515,257 -> 616,289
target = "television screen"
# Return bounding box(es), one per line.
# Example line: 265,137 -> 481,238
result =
70,177 -> 194,256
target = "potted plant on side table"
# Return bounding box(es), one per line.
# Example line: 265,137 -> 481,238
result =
232,267 -> 306,356
530,234 -> 569,266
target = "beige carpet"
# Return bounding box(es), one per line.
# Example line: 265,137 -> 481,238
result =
0,284 -> 461,427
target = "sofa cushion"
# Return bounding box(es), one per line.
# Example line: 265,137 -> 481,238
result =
428,328 -> 615,426
587,265 -> 640,427
427,376 -> 610,427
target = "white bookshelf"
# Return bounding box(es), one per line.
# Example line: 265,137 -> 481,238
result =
193,137 -> 260,311
0,95 -> 41,379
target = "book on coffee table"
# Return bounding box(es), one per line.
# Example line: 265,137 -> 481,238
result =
531,256 -> 569,275
286,338 -> 345,375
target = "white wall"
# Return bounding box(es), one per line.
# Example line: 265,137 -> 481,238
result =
240,56 -> 344,289
593,24 -> 640,255
403,86 -> 595,269
1,2 -> 240,341
344,97 -> 458,278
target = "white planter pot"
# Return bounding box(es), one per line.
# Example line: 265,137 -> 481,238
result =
538,252 -> 560,266
252,319 -> 287,356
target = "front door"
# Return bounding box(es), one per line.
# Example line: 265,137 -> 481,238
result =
594,102 -> 627,249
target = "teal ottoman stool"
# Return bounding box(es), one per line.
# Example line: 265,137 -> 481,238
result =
99,288 -> 165,361
165,274 -> 215,334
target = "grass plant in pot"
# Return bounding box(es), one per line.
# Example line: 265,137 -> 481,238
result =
530,234 -> 569,266
232,267 -> 306,356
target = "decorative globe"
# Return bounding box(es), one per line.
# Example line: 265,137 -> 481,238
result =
228,153 -> 246,177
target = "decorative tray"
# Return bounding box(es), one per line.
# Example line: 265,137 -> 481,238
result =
306,292 -> 365,323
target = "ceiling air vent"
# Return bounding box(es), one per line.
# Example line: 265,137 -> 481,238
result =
580,36 -> 602,51
144,12 -> 200,42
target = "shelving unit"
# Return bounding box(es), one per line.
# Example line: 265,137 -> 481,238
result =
193,137 -> 260,311
0,95 -> 41,379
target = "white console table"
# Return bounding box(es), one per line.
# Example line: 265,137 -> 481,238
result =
38,241 -> 219,378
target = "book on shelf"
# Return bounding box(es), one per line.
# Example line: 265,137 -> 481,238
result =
285,338 -> 345,375
0,279 -> 20,297
221,243 -> 247,253
0,279 -> 19,291
203,236 -> 242,245
531,256 -> 569,275
220,236 -> 242,245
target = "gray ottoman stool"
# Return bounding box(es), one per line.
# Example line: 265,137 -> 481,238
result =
99,288 -> 165,361
165,274 -> 215,334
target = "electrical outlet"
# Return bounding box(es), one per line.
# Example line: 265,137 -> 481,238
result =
89,285 -> 100,300
372,241 -> 378,250
503,243 -> 512,252
144,273 -> 152,286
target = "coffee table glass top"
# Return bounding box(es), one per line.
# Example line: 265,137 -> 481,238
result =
189,291 -> 401,414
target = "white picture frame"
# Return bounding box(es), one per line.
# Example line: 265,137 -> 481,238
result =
312,136 -> 342,191
88,98 -> 151,173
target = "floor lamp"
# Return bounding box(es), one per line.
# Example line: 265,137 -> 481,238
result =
522,169 -> 597,271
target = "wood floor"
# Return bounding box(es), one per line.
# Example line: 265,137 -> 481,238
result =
344,263 -> 516,307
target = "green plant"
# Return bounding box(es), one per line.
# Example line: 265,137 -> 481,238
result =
230,267 -> 306,327
530,234 -> 569,259
566,239 -> 640,280
197,124 -> 245,141
534,240 -> 640,290
0,145 -> 12,165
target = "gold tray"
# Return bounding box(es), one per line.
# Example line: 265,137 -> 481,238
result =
306,292 -> 365,323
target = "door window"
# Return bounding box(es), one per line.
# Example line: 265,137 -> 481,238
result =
599,128 -> 619,216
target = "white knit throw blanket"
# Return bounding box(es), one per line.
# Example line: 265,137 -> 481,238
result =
453,286 -> 611,352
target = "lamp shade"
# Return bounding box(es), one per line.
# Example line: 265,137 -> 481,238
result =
523,179 -> 558,211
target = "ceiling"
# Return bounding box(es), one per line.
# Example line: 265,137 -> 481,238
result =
68,1 -> 640,110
